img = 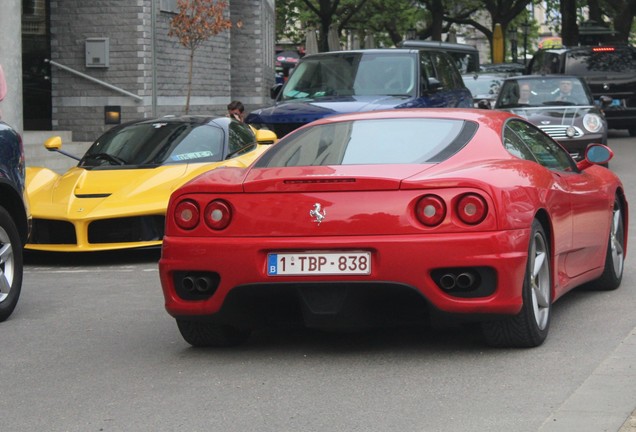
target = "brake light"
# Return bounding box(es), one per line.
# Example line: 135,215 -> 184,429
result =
416,195 -> 446,226
175,200 -> 200,230
592,47 -> 615,52
204,200 -> 232,230
456,194 -> 487,225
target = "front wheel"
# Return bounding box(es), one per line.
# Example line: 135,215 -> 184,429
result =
176,319 -> 251,347
482,220 -> 551,347
0,205 -> 24,322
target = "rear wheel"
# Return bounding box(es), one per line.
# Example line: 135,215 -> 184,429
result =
0,205 -> 23,322
583,196 -> 624,291
176,319 -> 251,347
482,220 -> 551,347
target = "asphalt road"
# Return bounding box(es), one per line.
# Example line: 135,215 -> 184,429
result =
3,130 -> 636,432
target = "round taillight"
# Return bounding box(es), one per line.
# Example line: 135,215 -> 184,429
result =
174,200 -> 200,230
204,200 -> 232,230
416,195 -> 446,227
456,194 -> 487,225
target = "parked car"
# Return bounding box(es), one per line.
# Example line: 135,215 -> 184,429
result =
400,40 -> 480,73
493,75 -> 607,161
0,121 -> 30,321
527,45 -> 636,136
246,48 -> 472,137
159,108 -> 626,348
25,115 -> 276,252
479,62 -> 525,74
462,72 -> 508,108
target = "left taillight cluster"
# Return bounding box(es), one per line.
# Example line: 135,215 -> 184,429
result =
174,199 -> 232,231
415,193 -> 488,227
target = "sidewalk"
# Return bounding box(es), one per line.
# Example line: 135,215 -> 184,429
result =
539,326 -> 636,431
620,411 -> 636,432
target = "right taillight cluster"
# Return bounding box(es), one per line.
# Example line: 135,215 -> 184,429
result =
415,193 -> 488,227
174,198 -> 232,231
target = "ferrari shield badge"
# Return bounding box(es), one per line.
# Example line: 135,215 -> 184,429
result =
309,203 -> 326,224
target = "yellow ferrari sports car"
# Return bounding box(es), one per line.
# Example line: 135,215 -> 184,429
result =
25,115 -> 276,252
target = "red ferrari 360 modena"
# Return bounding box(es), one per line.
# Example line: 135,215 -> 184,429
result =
159,109 -> 627,348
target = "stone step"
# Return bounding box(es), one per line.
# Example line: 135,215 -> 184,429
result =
22,130 -> 92,173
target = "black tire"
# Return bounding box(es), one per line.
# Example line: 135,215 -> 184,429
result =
176,319 -> 251,347
0,205 -> 24,322
482,220 -> 551,348
582,196 -> 625,291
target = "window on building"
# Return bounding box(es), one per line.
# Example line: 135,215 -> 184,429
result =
23,0 -> 36,15
160,0 -> 179,13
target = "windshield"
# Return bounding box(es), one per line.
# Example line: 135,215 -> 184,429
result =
255,118 -> 475,167
565,47 -> 636,76
496,77 -> 594,108
462,75 -> 503,97
281,52 -> 417,100
80,121 -> 225,168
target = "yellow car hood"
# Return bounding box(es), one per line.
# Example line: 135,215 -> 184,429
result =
26,147 -> 267,221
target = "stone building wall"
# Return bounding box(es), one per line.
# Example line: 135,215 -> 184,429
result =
49,0 -> 275,142
229,0 -> 276,115
50,0 -> 149,141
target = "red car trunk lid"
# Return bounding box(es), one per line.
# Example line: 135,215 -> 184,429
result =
243,165 -> 432,192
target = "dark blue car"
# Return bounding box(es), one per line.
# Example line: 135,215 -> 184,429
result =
0,120 -> 29,321
247,49 -> 473,137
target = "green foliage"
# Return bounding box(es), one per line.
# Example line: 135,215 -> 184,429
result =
275,0 -> 635,56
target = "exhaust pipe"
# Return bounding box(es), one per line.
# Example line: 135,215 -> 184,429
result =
439,273 -> 457,290
195,276 -> 213,293
182,276 -> 196,292
456,272 -> 476,290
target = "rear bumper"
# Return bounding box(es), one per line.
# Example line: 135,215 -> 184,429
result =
159,229 -> 531,325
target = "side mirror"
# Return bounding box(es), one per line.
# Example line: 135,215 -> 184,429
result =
43,135 -> 81,161
427,77 -> 442,92
255,129 -> 277,145
44,136 -> 63,151
599,95 -> 613,108
576,143 -> 613,170
270,83 -> 283,100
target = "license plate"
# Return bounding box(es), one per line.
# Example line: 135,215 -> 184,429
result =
267,252 -> 371,276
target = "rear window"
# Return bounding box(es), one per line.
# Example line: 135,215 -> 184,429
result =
463,75 -> 502,96
565,47 -> 636,76
254,118 -> 477,167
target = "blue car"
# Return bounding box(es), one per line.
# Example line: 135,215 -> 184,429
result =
0,120 -> 30,321
247,49 -> 473,137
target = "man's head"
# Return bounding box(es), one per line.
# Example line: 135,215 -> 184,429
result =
559,80 -> 572,94
519,83 -> 531,99
227,100 -> 245,122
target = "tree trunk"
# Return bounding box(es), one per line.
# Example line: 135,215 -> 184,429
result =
186,49 -> 194,115
560,0 -> 578,46
429,0 -> 444,41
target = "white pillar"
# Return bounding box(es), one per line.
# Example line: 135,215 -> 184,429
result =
0,0 -> 23,132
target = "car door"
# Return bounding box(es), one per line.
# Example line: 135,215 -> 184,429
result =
506,119 -> 609,279
418,51 -> 472,108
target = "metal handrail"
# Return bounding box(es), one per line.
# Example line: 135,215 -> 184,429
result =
45,59 -> 143,101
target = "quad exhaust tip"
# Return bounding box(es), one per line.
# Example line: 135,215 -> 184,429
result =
439,271 -> 478,291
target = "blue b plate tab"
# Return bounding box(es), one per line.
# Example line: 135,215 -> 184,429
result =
268,254 -> 278,275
